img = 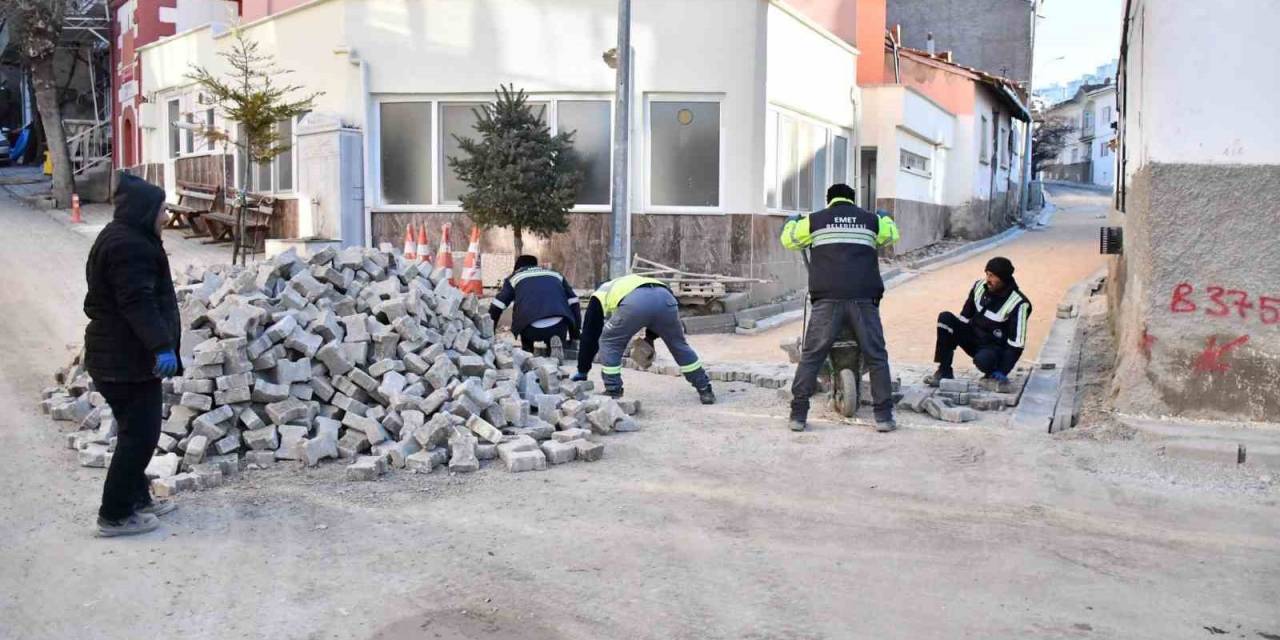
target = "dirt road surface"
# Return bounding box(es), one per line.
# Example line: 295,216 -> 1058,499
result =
1,185 -> 1277,639
687,183 -> 1112,368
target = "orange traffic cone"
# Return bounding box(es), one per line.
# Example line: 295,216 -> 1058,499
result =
459,226 -> 484,295
435,224 -> 456,285
416,223 -> 432,265
402,224 -> 416,261
70,193 -> 83,224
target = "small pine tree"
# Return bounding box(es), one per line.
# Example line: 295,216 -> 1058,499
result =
186,31 -> 319,263
449,85 -> 583,255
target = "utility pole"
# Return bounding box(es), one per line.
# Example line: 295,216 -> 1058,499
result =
607,0 -> 631,279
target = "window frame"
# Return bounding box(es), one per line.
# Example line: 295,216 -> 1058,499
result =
373,94 -> 614,213
167,98 -> 181,160
643,93 -> 725,214
232,116 -> 302,197
763,104 -> 853,216
899,148 -> 932,178
979,114 -> 990,165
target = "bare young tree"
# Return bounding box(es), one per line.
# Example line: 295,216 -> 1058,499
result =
1031,115 -> 1076,176
3,0 -> 75,206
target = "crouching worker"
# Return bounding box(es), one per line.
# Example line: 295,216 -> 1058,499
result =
573,274 -> 716,405
83,173 -> 183,537
926,257 -> 1032,386
488,255 -> 581,359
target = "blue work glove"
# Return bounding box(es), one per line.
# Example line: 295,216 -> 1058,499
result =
154,350 -> 179,378
571,371 -> 588,382
991,371 -> 1009,385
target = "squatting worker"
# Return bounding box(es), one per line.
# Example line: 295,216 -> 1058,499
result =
83,173 -> 183,537
488,255 -> 581,358
573,273 -> 716,405
926,257 -> 1032,386
782,184 -> 900,433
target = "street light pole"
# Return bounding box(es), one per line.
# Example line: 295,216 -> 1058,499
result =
608,0 -> 631,279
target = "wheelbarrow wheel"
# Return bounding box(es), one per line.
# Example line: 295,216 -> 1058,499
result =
834,368 -> 859,418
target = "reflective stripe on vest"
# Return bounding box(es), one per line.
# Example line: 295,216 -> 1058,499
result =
510,267 -> 563,287
810,226 -> 877,248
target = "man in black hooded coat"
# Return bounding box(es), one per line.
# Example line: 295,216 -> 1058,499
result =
83,173 -> 183,537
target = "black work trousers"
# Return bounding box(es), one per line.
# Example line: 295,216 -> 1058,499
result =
95,379 -> 162,521
519,319 -> 570,354
934,312 -> 1005,374
790,299 -> 895,422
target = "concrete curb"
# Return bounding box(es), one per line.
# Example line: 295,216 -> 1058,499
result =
1009,268 -> 1106,433
1117,415 -> 1280,472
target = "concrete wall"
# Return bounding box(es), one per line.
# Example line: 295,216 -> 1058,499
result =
876,197 -> 948,254
1110,164 -> 1280,421
886,0 -> 1034,83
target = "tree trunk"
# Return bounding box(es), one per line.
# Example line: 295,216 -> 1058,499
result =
512,226 -> 524,256
31,54 -> 75,207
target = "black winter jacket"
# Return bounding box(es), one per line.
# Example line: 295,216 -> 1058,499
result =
83,174 -> 183,382
488,266 -> 582,337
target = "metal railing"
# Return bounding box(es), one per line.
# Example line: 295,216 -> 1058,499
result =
64,119 -> 112,177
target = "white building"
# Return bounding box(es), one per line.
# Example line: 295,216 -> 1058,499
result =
1108,0 -> 1280,422
855,32 -> 1031,250
129,0 -> 864,299
1040,82 -> 1116,187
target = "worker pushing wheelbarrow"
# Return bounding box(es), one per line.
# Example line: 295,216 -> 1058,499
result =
799,256 -> 864,419
780,184 -> 900,433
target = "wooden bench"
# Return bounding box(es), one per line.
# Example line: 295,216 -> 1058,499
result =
202,192 -> 275,258
164,182 -> 221,235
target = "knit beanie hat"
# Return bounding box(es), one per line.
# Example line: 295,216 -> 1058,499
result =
985,257 -> 1015,281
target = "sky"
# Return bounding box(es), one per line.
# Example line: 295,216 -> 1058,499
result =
1032,0 -> 1124,89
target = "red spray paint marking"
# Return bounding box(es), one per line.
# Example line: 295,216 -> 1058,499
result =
1192,335 -> 1250,373
1140,328 -> 1157,359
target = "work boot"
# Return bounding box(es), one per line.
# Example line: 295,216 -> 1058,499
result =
136,499 -> 177,518
923,366 -> 954,387
875,417 -> 898,433
788,406 -> 808,432
549,336 -> 565,362
630,338 -> 656,369
96,512 -> 160,538
697,385 -> 716,405
603,386 -> 624,399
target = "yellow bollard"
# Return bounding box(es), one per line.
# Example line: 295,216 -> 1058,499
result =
43,150 -> 52,175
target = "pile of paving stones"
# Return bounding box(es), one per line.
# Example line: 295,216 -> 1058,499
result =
41,246 -> 641,495
896,375 -> 1026,423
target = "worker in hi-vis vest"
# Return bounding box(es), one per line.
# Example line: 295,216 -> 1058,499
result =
780,183 -> 900,433
573,274 -> 716,405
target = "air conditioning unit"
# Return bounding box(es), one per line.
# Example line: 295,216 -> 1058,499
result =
138,102 -> 160,130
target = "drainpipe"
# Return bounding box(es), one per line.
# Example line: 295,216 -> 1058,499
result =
344,49 -> 374,248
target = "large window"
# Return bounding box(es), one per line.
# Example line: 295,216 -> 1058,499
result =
439,103 -> 481,204
379,98 -> 610,208
649,100 -> 720,208
765,107 -> 852,213
558,101 -> 611,205
380,102 -> 433,205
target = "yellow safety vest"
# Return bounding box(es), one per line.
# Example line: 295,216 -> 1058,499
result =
591,274 -> 667,315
